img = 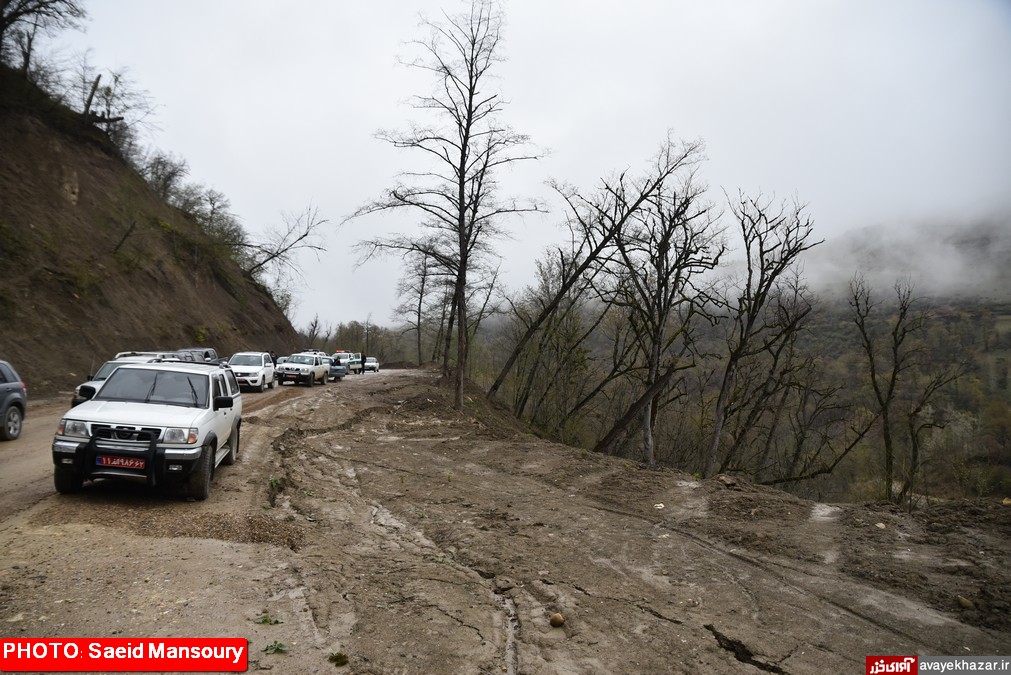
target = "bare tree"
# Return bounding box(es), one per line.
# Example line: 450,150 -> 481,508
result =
353,0 -> 539,410
702,194 -> 821,477
0,0 -> 85,66
9,14 -> 36,76
850,275 -> 914,501
850,276 -> 967,503
241,204 -> 327,280
7,16 -> 61,94
304,314 -> 322,347
395,251 -> 434,366
141,150 -> 190,201
593,171 -> 724,465
487,136 -> 705,402
88,67 -> 156,158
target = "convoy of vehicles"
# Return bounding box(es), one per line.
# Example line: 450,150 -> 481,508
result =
2,341 -> 384,497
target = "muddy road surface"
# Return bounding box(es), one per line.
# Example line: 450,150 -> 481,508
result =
1,369 -> 1008,673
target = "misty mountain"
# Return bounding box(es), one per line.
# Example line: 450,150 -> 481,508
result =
805,218 -> 1011,301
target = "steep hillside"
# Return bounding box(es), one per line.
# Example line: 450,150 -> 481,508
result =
0,78 -> 301,396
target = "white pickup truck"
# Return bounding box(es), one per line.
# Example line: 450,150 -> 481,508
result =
276,352 -> 328,386
51,361 -> 242,501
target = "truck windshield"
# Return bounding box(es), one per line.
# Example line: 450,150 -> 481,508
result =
98,369 -> 209,408
93,361 -> 122,381
229,354 -> 263,366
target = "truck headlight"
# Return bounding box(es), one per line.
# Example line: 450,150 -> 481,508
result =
164,427 -> 198,444
58,419 -> 88,437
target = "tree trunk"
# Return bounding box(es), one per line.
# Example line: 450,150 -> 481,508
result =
594,364 -> 679,457
83,73 -> 101,118
704,362 -> 735,477
454,268 -> 467,411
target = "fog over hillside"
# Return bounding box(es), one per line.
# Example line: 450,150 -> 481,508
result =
802,217 -> 1011,301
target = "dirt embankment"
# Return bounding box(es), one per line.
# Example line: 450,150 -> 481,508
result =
0,369 -> 1008,674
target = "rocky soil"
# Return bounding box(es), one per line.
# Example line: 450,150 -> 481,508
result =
1,369 -> 1009,674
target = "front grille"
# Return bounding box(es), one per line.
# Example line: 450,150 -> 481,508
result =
92,425 -> 161,442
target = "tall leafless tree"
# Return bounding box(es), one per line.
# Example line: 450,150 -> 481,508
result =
487,136 -> 705,402
353,0 -> 539,410
850,276 -> 967,503
593,171 -> 724,465
395,250 -> 440,366
702,194 -> 821,477
850,275 -> 915,501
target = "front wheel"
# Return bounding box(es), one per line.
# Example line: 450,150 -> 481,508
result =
54,467 -> 83,494
222,425 -> 239,466
185,446 -> 212,501
307,374 -> 314,387
1,406 -> 23,440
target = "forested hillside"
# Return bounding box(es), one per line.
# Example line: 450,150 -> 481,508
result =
0,66 -> 301,394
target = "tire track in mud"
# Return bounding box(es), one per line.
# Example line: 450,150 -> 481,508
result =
257,391 -> 520,674
310,447 -> 942,651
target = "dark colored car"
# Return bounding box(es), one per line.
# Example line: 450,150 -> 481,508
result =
177,347 -> 221,362
0,359 -> 27,441
328,355 -> 348,381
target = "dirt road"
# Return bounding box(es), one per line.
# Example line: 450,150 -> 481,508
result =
1,369 -> 1008,674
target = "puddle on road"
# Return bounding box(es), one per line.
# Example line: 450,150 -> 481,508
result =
810,504 -> 842,522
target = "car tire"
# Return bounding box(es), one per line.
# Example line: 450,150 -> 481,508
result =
307,374 -> 314,387
1,406 -> 23,441
268,378 -> 275,390
259,378 -> 267,393
222,425 -> 239,466
185,445 -> 212,501
54,467 -> 83,494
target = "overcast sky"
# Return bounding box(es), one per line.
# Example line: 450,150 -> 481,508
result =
57,0 -> 1011,329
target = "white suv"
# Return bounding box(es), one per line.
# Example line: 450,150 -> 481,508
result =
276,352 -> 328,387
227,351 -> 275,392
52,362 -> 242,501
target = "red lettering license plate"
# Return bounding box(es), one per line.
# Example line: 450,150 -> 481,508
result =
284,374 -> 298,379
97,455 -> 145,469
